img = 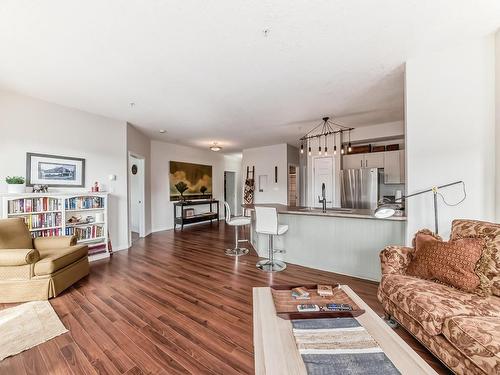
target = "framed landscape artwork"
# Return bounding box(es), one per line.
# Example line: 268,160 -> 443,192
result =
169,161 -> 212,201
26,153 -> 85,187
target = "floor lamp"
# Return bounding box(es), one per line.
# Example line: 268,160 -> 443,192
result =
374,181 -> 466,234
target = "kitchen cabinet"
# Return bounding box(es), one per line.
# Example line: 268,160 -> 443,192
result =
343,152 -> 384,169
343,154 -> 364,169
384,150 -> 404,184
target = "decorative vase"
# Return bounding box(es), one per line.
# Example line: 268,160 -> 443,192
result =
7,183 -> 26,194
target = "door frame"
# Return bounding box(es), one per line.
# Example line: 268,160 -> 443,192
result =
311,156 -> 335,208
128,152 -> 146,245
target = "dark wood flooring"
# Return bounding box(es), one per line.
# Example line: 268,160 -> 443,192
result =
0,222 -> 450,374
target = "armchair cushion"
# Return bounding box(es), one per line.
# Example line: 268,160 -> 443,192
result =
379,245 -> 414,275
0,248 -> 39,266
34,235 -> 77,250
34,245 -> 88,276
0,218 -> 33,249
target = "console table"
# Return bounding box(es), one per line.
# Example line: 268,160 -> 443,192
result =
173,199 -> 219,230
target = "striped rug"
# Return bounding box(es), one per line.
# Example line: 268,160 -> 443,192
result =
292,318 -> 400,374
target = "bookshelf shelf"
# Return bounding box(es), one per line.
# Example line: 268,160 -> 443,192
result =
2,193 -> 110,261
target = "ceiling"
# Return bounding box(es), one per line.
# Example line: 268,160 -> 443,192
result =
1,1 -> 499,153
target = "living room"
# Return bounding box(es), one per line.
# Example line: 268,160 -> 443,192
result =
1,2 -> 500,375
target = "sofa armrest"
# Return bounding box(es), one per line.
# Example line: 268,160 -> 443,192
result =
34,235 -> 77,250
0,248 -> 40,266
380,245 -> 414,275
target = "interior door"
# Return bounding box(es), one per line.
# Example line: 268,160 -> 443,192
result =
313,157 -> 334,208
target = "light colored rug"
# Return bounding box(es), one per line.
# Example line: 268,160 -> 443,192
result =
0,301 -> 68,361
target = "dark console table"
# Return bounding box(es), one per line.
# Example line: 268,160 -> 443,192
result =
173,199 -> 219,230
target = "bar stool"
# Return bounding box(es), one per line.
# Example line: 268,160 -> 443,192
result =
254,206 -> 287,272
224,202 -> 251,256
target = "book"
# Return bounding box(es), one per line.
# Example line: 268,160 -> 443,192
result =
317,284 -> 334,297
291,287 -> 310,300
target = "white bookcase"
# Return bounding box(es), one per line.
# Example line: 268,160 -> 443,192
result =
1,192 -> 110,262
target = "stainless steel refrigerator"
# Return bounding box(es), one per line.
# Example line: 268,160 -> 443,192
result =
340,168 -> 379,209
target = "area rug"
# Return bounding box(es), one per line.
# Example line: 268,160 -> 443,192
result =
0,301 -> 68,361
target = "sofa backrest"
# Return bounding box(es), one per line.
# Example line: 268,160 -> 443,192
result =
0,218 -> 33,249
451,219 -> 500,296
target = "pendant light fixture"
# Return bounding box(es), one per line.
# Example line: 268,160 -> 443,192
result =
298,116 -> 354,158
348,129 -> 352,153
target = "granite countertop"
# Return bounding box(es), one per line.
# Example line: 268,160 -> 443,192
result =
242,204 -> 406,221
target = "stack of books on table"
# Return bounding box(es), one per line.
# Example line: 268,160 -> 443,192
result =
291,287 -> 310,300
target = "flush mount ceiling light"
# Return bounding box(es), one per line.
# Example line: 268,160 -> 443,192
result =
210,142 -> 222,152
299,116 -> 354,156
159,129 -> 166,134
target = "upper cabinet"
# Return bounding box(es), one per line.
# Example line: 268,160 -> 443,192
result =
343,152 -> 385,169
383,150 -> 405,184
342,149 -> 405,184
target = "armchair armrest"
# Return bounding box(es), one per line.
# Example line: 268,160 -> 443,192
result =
0,248 -> 40,266
34,235 -> 77,250
379,245 -> 414,275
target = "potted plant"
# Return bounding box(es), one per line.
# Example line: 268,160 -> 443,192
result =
175,181 -> 188,201
5,176 -> 26,194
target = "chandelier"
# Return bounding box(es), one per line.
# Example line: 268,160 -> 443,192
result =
299,116 -> 354,156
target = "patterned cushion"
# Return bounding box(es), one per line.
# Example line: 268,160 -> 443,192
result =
442,316 -> 500,375
406,232 -> 484,292
380,275 -> 500,336
451,219 -> 500,296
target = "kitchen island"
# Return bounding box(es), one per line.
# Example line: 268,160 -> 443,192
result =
243,204 -> 406,281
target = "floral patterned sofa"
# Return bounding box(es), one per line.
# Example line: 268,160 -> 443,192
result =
378,219 -> 500,375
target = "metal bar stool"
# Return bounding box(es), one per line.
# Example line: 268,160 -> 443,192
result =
254,206 -> 287,272
224,202 -> 251,256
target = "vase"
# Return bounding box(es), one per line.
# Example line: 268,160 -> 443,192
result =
7,184 -> 26,194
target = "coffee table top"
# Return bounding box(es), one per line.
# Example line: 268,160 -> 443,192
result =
253,285 -> 438,375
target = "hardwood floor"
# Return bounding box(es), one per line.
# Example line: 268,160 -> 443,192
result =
0,222 -> 450,374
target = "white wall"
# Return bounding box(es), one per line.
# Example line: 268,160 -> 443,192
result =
0,91 -> 129,250
224,154 -> 243,215
405,36 -> 496,241
241,144 -> 289,204
127,123 -> 152,236
150,140 -> 228,232
350,121 -> 404,142
496,30 -> 500,221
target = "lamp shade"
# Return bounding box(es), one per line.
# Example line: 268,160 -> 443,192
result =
374,205 -> 396,219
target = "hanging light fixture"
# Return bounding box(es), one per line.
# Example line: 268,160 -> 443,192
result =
298,116 -> 354,158
348,129 -> 352,153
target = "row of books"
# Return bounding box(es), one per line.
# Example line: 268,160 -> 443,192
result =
8,197 -> 61,214
65,197 -> 104,210
31,228 -> 63,238
88,243 -> 108,255
22,212 -> 62,230
65,225 -> 104,240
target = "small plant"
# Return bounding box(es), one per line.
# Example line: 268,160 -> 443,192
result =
175,181 -> 188,200
5,176 -> 25,184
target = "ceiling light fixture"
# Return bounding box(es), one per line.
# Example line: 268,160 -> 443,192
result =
159,129 -> 166,134
299,116 -> 354,157
210,142 -> 222,152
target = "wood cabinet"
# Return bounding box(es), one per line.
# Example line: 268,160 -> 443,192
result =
383,150 -> 405,184
342,150 -> 405,184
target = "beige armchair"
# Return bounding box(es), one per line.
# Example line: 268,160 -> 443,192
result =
0,217 -> 89,302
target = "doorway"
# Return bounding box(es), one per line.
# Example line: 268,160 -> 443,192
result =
128,153 -> 145,244
313,156 -> 334,208
224,171 -> 237,217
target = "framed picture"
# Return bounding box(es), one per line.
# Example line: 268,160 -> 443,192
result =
26,153 -> 85,187
169,161 -> 212,201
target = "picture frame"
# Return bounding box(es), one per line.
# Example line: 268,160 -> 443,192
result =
26,152 -> 85,187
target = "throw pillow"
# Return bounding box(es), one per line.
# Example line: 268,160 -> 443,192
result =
406,231 -> 484,293
451,219 -> 500,297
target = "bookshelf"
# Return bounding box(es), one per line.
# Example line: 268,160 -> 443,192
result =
1,192 -> 110,261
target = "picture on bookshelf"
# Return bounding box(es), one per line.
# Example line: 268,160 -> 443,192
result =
26,153 -> 85,187
169,161 -> 212,201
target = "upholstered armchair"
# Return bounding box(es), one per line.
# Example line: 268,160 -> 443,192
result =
0,218 -> 89,302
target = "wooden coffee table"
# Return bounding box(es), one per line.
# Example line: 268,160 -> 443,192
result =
253,285 -> 438,375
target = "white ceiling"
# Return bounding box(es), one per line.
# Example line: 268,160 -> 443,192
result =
1,1 -> 499,152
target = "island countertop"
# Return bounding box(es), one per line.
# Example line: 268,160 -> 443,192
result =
242,203 -> 406,221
